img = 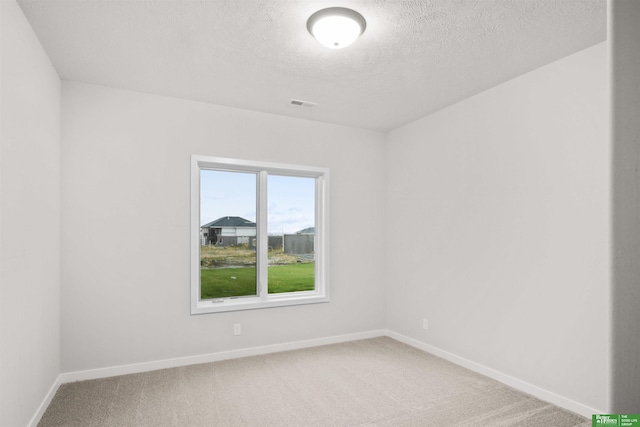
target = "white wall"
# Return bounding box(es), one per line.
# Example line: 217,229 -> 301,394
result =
0,0 -> 61,425
61,82 -> 387,372
385,43 -> 609,412
610,0 -> 640,413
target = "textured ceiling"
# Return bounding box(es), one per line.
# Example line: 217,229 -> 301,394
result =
17,0 -> 606,132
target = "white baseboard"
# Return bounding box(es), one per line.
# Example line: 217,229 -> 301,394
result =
27,375 -> 62,427
33,328 -> 603,424
384,329 -> 603,419
59,329 -> 387,383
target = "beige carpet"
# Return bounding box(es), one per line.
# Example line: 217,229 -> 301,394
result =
38,337 -> 590,427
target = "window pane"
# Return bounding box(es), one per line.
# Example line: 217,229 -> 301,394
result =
200,169 -> 257,299
267,175 -> 315,294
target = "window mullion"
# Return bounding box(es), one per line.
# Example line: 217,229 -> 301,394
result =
257,170 -> 269,299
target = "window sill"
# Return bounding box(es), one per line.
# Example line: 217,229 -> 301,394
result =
191,292 -> 330,314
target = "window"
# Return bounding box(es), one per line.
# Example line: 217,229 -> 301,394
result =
191,155 -> 329,314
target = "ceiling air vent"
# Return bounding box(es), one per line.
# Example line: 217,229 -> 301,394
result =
290,99 -> 318,109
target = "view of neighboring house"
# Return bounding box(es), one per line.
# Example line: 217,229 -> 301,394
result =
296,227 -> 315,235
201,216 -> 256,247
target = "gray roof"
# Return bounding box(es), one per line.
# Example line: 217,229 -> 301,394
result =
201,216 -> 256,228
297,227 -> 315,235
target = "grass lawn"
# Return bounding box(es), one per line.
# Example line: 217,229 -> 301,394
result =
200,263 -> 314,299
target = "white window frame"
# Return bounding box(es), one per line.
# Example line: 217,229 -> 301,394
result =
191,155 -> 330,314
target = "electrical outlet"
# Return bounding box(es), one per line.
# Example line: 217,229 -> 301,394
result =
422,319 -> 428,330
233,323 -> 242,336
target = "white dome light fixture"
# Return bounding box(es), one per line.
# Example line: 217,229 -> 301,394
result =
307,7 -> 366,49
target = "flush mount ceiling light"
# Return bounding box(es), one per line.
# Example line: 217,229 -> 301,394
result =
307,7 -> 366,49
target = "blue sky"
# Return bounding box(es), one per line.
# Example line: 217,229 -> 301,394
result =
200,170 -> 315,234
